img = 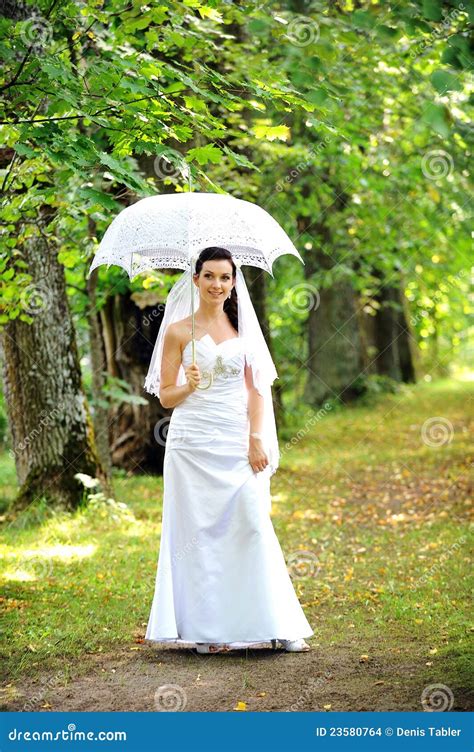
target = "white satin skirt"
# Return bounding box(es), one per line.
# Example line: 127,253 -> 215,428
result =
145,340 -> 314,647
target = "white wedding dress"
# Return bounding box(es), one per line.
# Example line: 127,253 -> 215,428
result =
145,334 -> 313,648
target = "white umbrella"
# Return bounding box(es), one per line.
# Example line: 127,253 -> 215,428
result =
87,191 -> 303,387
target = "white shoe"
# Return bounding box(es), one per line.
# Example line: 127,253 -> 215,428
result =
271,638 -> 310,652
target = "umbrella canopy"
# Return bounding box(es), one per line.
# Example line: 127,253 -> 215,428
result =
87,192 -> 303,279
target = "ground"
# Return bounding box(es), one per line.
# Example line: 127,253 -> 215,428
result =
3,639 -> 472,713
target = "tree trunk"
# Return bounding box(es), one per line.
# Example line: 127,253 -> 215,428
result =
2,234 -> 105,511
372,282 -> 402,380
100,288 -> 167,474
355,300 -> 378,376
300,207 -> 364,406
395,287 -> 417,383
304,274 -> 364,405
86,265 -> 114,496
371,273 -> 416,382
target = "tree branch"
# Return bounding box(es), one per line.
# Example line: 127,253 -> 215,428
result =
0,0 -> 62,93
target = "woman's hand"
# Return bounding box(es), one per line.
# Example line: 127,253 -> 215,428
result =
248,436 -> 269,473
185,363 -> 201,391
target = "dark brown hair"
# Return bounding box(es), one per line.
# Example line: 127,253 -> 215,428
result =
194,247 -> 238,332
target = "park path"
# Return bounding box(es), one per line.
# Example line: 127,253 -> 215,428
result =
3,639 -> 470,712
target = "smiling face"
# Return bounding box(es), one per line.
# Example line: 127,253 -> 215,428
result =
194,259 -> 234,303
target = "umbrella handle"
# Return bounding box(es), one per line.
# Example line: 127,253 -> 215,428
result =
188,211 -> 213,390
189,247 -> 213,390
195,371 -> 213,390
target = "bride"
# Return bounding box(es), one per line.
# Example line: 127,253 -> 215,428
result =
144,247 -> 313,654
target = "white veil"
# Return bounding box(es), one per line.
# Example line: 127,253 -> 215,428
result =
144,257 -> 281,477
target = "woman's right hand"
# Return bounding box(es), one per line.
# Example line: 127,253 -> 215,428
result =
185,363 -> 201,391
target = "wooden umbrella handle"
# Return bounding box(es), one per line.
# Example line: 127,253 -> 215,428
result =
190,257 -> 213,390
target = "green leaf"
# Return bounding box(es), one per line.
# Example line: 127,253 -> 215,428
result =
223,146 -> 259,172
422,0 -> 443,22
78,187 -> 122,210
253,124 -> 290,141
187,144 -> 223,166
123,16 -> 153,33
57,250 -> 79,269
197,6 -> 223,22
352,10 -> 377,29
431,70 -> 462,94
98,153 -> 151,193
307,87 -> 329,106
422,103 -> 451,138
376,25 -> 401,40
13,143 -> 37,158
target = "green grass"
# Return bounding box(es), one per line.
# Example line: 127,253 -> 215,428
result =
1,376 -> 472,696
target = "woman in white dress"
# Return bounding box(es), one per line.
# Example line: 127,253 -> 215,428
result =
144,247 -> 313,653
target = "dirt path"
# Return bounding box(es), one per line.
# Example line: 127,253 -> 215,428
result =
3,640 -> 471,712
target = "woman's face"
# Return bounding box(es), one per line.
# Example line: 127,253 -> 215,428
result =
194,260 -> 234,303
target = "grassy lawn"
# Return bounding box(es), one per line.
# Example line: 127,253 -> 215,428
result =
1,377 -> 472,709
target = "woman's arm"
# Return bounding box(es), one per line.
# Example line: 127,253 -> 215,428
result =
245,360 -> 269,473
159,325 -> 197,409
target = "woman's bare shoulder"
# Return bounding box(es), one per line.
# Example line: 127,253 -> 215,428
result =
165,319 -> 191,347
